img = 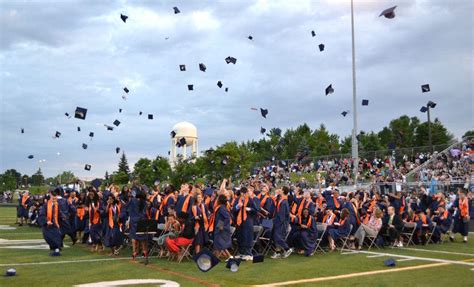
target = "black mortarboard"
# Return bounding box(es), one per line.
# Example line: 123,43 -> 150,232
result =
260,127 -> 266,134
55,131 -> 61,138
253,254 -> 264,263
225,87 -> 229,92
260,108 -> 268,118
226,258 -> 241,272
173,7 -> 180,14
120,14 -> 128,23
319,44 -> 325,52
217,81 -> 223,88
362,99 -> 369,106
179,64 -> 186,71
84,164 -> 91,171
379,6 -> 397,19
139,111 -> 143,115
225,56 -> 237,64
194,250 -> 220,272
170,131 -> 176,138
119,108 -> 122,113
248,35 -> 253,40
77,126 -> 81,132
113,120 -> 121,127
421,84 -> 430,93
75,107 -> 87,120
28,155 -> 34,159
384,258 -> 396,267
65,112 -> 70,118
199,63 -> 207,72
177,137 -> 186,147
188,84 -> 194,91
311,30 -> 316,37
89,132 -> 94,138
341,111 -> 349,117
116,147 -> 120,154
325,84 -> 334,95
105,125 -> 114,131
148,114 -> 153,120
123,87 -> 129,93
21,128 -> 24,134
82,143 -> 88,149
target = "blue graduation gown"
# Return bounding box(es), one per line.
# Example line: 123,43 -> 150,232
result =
328,219 -> 350,240
272,197 -> 290,250
128,198 -> 148,241
213,205 -> 232,251
38,200 -> 63,250
452,198 -> 469,236
176,194 -> 194,216
295,216 -> 317,256
192,204 -> 210,246
104,204 -> 124,248
89,202 -> 104,244
233,196 -> 257,249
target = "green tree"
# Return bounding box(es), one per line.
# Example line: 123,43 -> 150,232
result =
152,156 -> 172,182
0,173 -> 17,192
463,130 -> 474,138
133,158 -> 155,187
57,171 -> 76,184
378,115 -> 420,148
118,153 -> 130,175
31,168 -> 45,186
415,118 -> 454,146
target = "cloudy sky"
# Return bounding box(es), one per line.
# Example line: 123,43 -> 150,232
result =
0,0 -> 472,179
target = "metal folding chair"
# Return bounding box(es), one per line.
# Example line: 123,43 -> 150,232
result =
425,222 -> 437,245
251,225 -> 265,255
313,223 -> 327,254
149,223 -> 167,257
440,221 -> 454,244
338,225 -> 353,253
363,229 -> 380,250
401,222 -> 416,247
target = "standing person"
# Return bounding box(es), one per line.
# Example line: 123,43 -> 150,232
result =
75,192 -> 87,243
233,186 -> 258,261
451,188 -> 470,243
88,190 -> 103,252
191,192 -> 209,254
18,191 -> 31,226
104,194 -> 124,256
158,185 -> 176,224
128,190 -> 149,259
176,183 -> 194,217
271,186 -> 293,259
38,190 -> 63,256
209,194 -> 232,258
58,190 -> 77,245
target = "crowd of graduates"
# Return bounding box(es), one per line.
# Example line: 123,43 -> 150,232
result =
16,176 -> 472,261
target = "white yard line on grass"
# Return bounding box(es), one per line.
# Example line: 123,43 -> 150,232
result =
366,254 -> 385,258
398,247 -> 474,257
0,257 -> 131,267
397,258 -> 416,262
354,250 -> 474,267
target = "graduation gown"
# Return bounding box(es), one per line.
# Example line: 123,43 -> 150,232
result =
128,198 -> 148,241
210,205 -> 232,251
293,215 -> 317,256
191,204 -> 210,246
233,196 -> 257,249
38,199 -> 63,250
272,196 -> 290,250
18,195 -> 31,218
88,202 -> 103,244
104,204 -> 124,248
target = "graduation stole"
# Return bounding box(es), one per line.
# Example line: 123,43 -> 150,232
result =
460,198 -> 469,217
291,198 -> 300,214
352,202 -> 361,225
68,197 -> 76,205
77,206 -> 85,220
299,215 -> 312,229
316,197 -> 325,209
181,194 -> 192,214
236,196 -> 249,226
207,205 -> 222,232
21,195 -> 29,208
277,195 -> 288,213
204,196 -> 211,208
442,210 -> 449,220
192,204 -> 209,230
332,194 -> 340,209
260,194 -> 270,207
324,213 -> 335,225
46,199 -> 59,227
297,199 -> 311,217
149,192 -> 159,205
108,204 -> 121,229
159,194 -> 175,214
339,218 -> 346,226
418,213 -> 427,224
89,202 -> 100,225
399,197 -> 406,213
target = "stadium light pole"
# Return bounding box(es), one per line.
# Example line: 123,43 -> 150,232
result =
350,0 -> 359,185
420,101 -> 437,154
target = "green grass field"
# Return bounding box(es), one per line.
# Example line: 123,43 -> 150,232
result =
0,207 -> 473,287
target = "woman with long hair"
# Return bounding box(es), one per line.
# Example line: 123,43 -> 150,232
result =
128,189 -> 149,259
103,194 -> 124,256
210,194 -> 232,258
87,190 -> 103,252
327,208 -> 351,251
191,191 -> 210,254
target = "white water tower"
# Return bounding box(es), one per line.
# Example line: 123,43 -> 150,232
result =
169,121 -> 198,167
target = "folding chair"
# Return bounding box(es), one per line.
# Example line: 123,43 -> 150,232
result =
401,222 -> 416,247
175,240 -> 194,263
363,229 -> 380,250
440,221 -> 454,244
313,223 -> 327,254
425,222 -> 437,245
251,225 -> 265,255
149,223 -> 167,257
338,225 -> 353,253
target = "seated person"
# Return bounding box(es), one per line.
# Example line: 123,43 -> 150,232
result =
381,206 -> 403,247
327,208 -> 351,251
432,206 -> 452,242
165,213 -> 195,257
414,209 -> 433,245
353,208 -> 383,250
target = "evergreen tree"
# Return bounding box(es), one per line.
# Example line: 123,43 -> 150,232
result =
118,152 -> 130,175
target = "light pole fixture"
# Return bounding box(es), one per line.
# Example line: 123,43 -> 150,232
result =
420,101 -> 437,153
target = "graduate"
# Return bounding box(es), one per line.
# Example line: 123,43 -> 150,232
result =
327,208 -> 351,251
175,183 -> 194,217
257,183 -> 275,220
271,186 -> 293,259
18,190 -> 31,226
158,185 -> 176,223
58,190 -> 77,245
191,192 -> 209,254
345,198 -> 361,235
292,208 -> 317,256
87,190 -> 104,252
67,191 -> 78,240
38,190 -> 63,256
323,187 -> 342,211
432,206 -> 452,242
450,188 -> 470,243
209,194 -> 233,259
233,186 -> 258,260
75,192 -> 87,243
149,185 -> 161,209
414,209 -> 433,244
128,190 -> 149,259
103,194 -> 124,256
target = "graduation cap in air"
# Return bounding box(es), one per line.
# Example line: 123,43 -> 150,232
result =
362,99 -> 369,106
194,250 -> 220,272
379,6 -> 397,19
199,63 -> 207,72
420,106 -> 428,113
148,114 -> 153,120
82,143 -> 88,150
119,108 -> 122,113
260,108 -> 268,118
54,131 -> 61,138
170,130 -> 176,138
341,111 -> 349,117
120,14 -> 128,23
84,164 -> 91,171
74,107 -> 87,120
179,65 -> 186,71
21,128 -> 24,134
27,155 -> 34,159
248,35 -> 253,40
388,142 -> 396,150
221,158 -> 228,166
325,84 -> 334,95
173,7 -> 180,14
113,120 -> 121,127
116,147 -> 120,154
319,44 -> 325,52
139,111 -> 143,116
91,178 -> 102,189
123,87 -> 129,93
274,128 -> 282,137
77,127 -> 81,132
188,84 -> 194,91
105,125 -> 114,131
89,132 -> 94,138
65,112 -> 71,118
226,258 -> 241,272
225,56 -> 237,64
311,30 -> 316,37
384,258 -> 396,267
225,87 -> 229,92
421,84 -> 430,93
176,137 -> 186,147
260,127 -> 266,134
217,81 -> 223,88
